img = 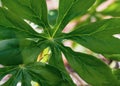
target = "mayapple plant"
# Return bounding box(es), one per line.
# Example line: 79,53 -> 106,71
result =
0,0 -> 120,86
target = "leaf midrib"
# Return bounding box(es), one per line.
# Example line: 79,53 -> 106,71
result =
52,0 -> 76,37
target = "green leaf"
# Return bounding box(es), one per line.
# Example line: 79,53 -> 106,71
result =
101,0 -> 120,17
1,0 -> 37,24
1,0 -> 120,85
0,8 -> 39,38
30,0 -> 48,25
113,69 -> 120,82
0,38 -> 23,65
0,37 -> 48,65
0,8 -> 13,27
0,62 -> 70,86
96,0 -> 105,5
48,10 -> 58,26
60,45 -> 119,86
1,8 -> 37,35
0,28 -> 27,66
49,44 -> 65,70
1,0 -> 49,27
0,25 -> 47,65
0,8 -> 47,38
103,54 -> 120,61
0,26 -> 23,65
67,18 -> 120,54
0,26 -> 15,40
0,7 -> 49,65
49,44 -> 75,86
20,39 -> 48,64
0,19 -> 50,65
53,0 -> 96,35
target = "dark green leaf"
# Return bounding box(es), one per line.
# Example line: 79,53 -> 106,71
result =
1,8 -> 37,35
0,6 -> 49,65
53,0 -> 96,35
49,44 -> 65,70
0,8 -> 13,27
0,62 -> 70,86
30,0 -> 48,25
0,25 -> 47,65
0,26 -> 23,65
67,18 -> 120,54
48,10 -> 58,26
49,44 -> 75,86
0,38 -> 23,65
0,25 -> 28,65
60,45 -> 119,86
1,0 -> 49,27
0,8 -> 39,38
0,37 -> 48,65
20,39 -> 48,64
0,26 -> 15,40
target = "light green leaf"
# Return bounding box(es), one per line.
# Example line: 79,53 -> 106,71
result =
0,62 -> 70,86
53,0 -> 96,35
67,18 -> 120,54
60,45 -> 119,86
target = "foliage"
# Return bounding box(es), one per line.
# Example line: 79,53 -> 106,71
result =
101,0 -> 120,17
0,0 -> 120,86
